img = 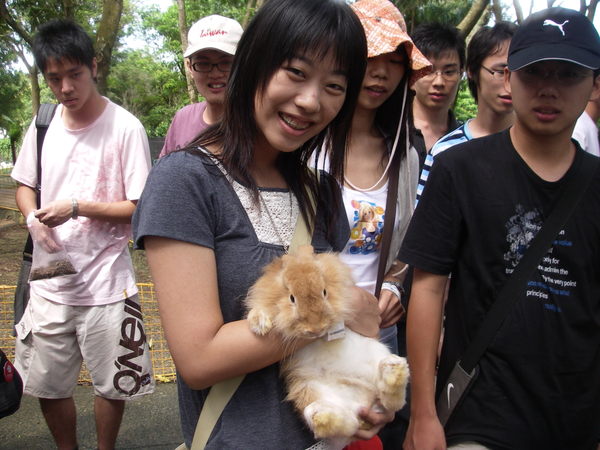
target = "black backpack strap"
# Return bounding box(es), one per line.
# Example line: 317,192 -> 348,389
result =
34,103 -> 57,200
23,103 -> 58,261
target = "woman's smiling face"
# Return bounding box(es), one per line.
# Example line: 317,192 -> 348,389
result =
253,51 -> 348,156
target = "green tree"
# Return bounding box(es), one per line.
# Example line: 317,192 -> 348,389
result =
107,49 -> 186,137
0,0 -> 125,114
453,80 -> 478,123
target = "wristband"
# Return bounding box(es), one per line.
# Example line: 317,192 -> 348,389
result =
71,198 -> 79,219
381,281 -> 404,298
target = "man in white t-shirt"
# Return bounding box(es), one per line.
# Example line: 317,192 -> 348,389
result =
11,19 -> 154,450
573,94 -> 600,156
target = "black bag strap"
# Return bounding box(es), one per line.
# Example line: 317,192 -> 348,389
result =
373,144 -> 401,299
23,103 -> 58,261
34,103 -> 57,200
459,155 -> 599,373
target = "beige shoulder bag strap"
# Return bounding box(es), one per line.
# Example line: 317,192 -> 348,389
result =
190,181 -> 317,450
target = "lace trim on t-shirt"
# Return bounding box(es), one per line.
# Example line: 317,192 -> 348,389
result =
233,183 -> 299,247
198,147 -> 299,248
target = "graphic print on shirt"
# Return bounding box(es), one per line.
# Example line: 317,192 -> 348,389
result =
347,199 -> 384,255
503,204 -> 576,313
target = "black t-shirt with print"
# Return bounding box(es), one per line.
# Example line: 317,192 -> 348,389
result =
400,130 -> 600,449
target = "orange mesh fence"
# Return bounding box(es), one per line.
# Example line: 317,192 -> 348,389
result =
0,283 -> 176,383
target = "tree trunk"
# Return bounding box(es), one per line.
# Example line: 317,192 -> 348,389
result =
62,0 -> 75,19
492,0 -> 503,22
177,0 -> 196,103
10,137 -> 17,164
457,0 -> 490,37
513,0 -> 524,23
466,5 -> 491,43
0,0 -> 33,47
242,0 -> 256,28
29,66 -> 40,118
94,0 -> 123,95
587,0 -> 598,21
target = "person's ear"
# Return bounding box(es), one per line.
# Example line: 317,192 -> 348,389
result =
590,73 -> 600,102
504,67 -> 512,95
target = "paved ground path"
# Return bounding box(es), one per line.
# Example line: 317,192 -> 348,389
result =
0,382 -> 182,449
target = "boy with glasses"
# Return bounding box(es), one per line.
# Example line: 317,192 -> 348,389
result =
409,23 -> 465,168
159,15 -> 243,157
401,7 -> 600,449
417,22 -> 517,202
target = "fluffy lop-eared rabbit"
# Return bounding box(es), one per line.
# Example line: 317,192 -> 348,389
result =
245,245 -> 409,448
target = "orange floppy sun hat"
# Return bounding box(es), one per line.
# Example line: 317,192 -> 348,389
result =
350,0 -> 432,85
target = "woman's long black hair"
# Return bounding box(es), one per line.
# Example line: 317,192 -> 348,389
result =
194,0 -> 367,229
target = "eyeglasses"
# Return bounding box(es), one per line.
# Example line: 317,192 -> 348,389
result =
516,65 -> 592,86
191,61 -> 233,73
481,65 -> 506,80
422,68 -> 462,82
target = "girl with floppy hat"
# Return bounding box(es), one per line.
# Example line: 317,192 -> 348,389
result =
317,0 -> 431,354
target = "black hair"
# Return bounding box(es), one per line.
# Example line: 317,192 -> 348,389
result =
195,0 -> 367,229
33,19 -> 95,74
410,23 -> 466,70
375,46 -> 410,139
467,22 -> 517,102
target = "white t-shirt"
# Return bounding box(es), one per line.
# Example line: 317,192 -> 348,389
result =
572,111 -> 600,157
12,98 -> 151,305
339,183 -> 388,295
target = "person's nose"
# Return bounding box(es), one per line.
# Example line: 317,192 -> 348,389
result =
61,78 -> 74,94
294,83 -> 321,114
369,60 -> 388,80
431,70 -> 446,87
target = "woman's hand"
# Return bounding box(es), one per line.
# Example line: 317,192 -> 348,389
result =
379,288 -> 405,328
351,401 -> 395,441
346,286 -> 381,338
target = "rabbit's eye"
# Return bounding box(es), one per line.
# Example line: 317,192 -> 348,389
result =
289,294 -> 295,303
323,289 -> 327,297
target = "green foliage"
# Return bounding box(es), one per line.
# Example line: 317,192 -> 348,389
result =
454,79 -> 478,123
106,49 -> 187,137
395,0 -> 474,31
0,138 -> 12,163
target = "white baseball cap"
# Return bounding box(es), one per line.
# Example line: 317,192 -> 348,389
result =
184,15 -> 243,58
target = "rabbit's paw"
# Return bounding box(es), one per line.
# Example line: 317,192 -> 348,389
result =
247,309 -> 273,335
377,355 -> 409,411
304,402 -> 358,439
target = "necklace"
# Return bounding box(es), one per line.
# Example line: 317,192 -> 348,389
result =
344,84 -> 409,192
258,189 -> 294,253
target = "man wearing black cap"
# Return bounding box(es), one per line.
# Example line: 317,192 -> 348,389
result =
400,8 -> 600,450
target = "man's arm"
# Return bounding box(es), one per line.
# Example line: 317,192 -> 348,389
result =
15,184 -> 38,218
404,268 -> 448,450
34,198 -> 138,228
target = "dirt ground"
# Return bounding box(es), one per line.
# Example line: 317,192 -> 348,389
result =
0,219 -> 152,285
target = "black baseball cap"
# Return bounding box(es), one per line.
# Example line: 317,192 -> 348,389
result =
508,7 -> 600,71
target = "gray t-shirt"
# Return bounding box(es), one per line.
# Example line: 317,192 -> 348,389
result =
133,149 -> 348,449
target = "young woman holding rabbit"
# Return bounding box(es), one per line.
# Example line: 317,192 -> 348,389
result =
133,0 -> 394,448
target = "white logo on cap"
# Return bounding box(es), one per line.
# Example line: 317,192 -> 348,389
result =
543,19 -> 569,36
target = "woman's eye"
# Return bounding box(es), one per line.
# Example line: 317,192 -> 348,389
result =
286,67 -> 305,78
326,83 -> 346,94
